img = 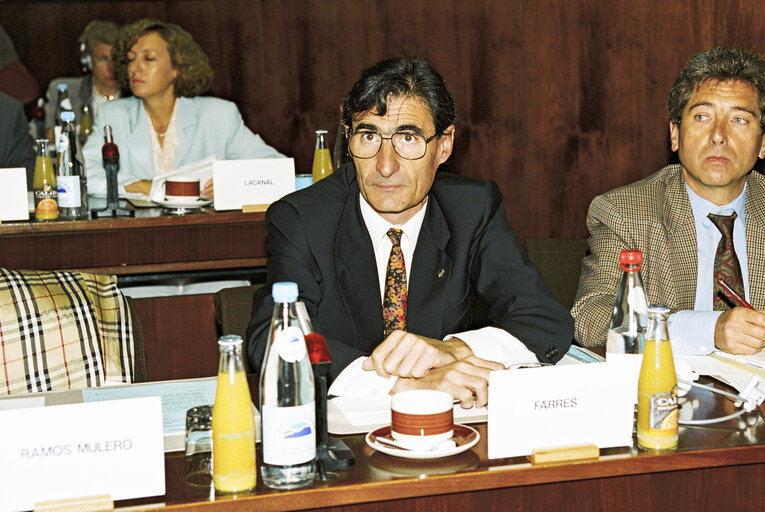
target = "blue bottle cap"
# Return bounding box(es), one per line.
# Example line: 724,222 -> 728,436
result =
57,83 -> 68,91
61,111 -> 75,123
272,282 -> 298,303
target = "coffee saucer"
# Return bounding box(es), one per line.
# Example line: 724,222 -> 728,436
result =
366,424 -> 479,460
154,198 -> 212,209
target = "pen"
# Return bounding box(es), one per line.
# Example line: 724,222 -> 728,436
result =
716,278 -> 754,309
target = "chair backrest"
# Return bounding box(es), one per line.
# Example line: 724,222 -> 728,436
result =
524,238 -> 589,310
0,268 -> 143,394
214,284 -> 267,374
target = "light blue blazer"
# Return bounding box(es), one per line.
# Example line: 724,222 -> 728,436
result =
82,96 -> 284,195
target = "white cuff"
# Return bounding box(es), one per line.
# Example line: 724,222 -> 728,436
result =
445,326 -> 537,367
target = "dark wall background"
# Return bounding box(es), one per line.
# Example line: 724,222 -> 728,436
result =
2,0 -> 762,242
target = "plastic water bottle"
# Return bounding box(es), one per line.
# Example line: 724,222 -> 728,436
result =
259,281 -> 316,489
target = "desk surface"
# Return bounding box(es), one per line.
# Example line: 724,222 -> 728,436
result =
118,380 -> 765,512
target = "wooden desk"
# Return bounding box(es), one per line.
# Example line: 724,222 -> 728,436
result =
0,208 -> 268,275
118,381 -> 765,511
0,209 -> 269,381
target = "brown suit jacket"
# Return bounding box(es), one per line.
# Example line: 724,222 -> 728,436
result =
572,164 -> 765,347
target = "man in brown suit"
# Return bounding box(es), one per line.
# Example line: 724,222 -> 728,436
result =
573,47 -> 765,356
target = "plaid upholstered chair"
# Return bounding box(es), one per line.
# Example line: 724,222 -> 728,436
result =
0,268 -> 146,395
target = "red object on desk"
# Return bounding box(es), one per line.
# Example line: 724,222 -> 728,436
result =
717,278 -> 754,309
306,332 -> 332,364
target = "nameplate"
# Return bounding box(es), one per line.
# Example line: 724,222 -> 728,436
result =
213,158 -> 295,211
0,396 -> 165,512
0,168 -> 29,221
487,362 -> 634,459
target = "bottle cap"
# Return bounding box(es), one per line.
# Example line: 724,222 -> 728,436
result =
60,111 -> 75,123
218,334 -> 243,347
647,304 -> 670,316
315,129 -> 328,135
57,83 -> 68,91
619,250 -> 642,271
272,281 -> 299,303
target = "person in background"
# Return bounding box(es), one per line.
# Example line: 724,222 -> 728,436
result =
573,47 -> 765,357
246,57 -> 573,407
43,20 -> 123,141
0,91 -> 35,188
82,18 -> 283,197
0,24 -> 39,105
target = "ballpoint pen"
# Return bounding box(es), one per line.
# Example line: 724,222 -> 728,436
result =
717,278 -> 754,309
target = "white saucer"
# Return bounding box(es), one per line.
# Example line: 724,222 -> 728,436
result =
366,424 -> 479,460
154,198 -> 212,209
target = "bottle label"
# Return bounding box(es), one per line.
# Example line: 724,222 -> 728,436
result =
57,175 -> 81,207
34,186 -> 58,219
276,325 -> 307,363
649,388 -> 678,433
262,403 -> 316,465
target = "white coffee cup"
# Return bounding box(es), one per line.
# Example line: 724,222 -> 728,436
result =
390,389 -> 454,449
165,176 -> 201,202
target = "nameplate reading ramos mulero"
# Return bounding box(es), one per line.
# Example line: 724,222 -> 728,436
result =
0,396 -> 165,512
488,363 -> 634,459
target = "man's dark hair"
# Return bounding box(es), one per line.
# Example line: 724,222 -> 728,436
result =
342,57 -> 457,135
668,47 -> 765,131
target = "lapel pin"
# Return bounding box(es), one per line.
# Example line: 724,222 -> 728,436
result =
437,269 -> 445,278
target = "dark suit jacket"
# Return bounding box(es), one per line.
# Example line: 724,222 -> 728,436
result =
247,162 -> 574,379
572,164 -> 765,348
0,91 -> 34,188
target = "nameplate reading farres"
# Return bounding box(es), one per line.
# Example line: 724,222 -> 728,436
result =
487,363 -> 634,459
0,396 -> 165,512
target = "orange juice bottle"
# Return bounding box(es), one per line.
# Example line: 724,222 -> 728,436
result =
311,129 -> 333,182
637,305 -> 678,450
212,335 -> 257,493
33,139 -> 58,221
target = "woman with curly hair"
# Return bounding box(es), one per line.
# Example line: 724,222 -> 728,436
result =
83,18 -> 283,197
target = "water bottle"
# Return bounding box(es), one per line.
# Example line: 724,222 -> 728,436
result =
53,83 -> 74,145
57,111 -> 88,220
606,250 -> 648,358
259,281 -> 316,489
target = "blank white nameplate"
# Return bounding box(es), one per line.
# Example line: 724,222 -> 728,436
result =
213,158 -> 295,211
0,396 -> 165,512
488,362 -> 634,459
0,167 -> 29,221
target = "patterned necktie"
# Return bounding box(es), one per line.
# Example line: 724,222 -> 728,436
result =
383,228 -> 407,337
708,212 -> 746,310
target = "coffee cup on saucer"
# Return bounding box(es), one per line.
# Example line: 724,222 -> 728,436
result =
390,390 -> 454,450
165,177 -> 201,202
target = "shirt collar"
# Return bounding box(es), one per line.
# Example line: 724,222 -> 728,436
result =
359,193 -> 428,245
686,182 -> 747,226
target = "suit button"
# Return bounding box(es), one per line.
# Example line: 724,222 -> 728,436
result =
545,346 -> 559,360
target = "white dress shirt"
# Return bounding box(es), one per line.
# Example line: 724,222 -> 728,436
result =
330,195 -> 538,398
667,184 -> 749,354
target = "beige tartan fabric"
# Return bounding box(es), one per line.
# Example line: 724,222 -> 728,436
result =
572,165 -> 765,347
0,269 -> 135,394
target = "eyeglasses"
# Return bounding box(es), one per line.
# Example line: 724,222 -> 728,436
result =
347,130 -> 440,160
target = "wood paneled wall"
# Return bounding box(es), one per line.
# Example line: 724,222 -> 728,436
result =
2,0 -> 761,241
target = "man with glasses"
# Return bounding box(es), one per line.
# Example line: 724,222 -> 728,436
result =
247,58 -> 573,406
